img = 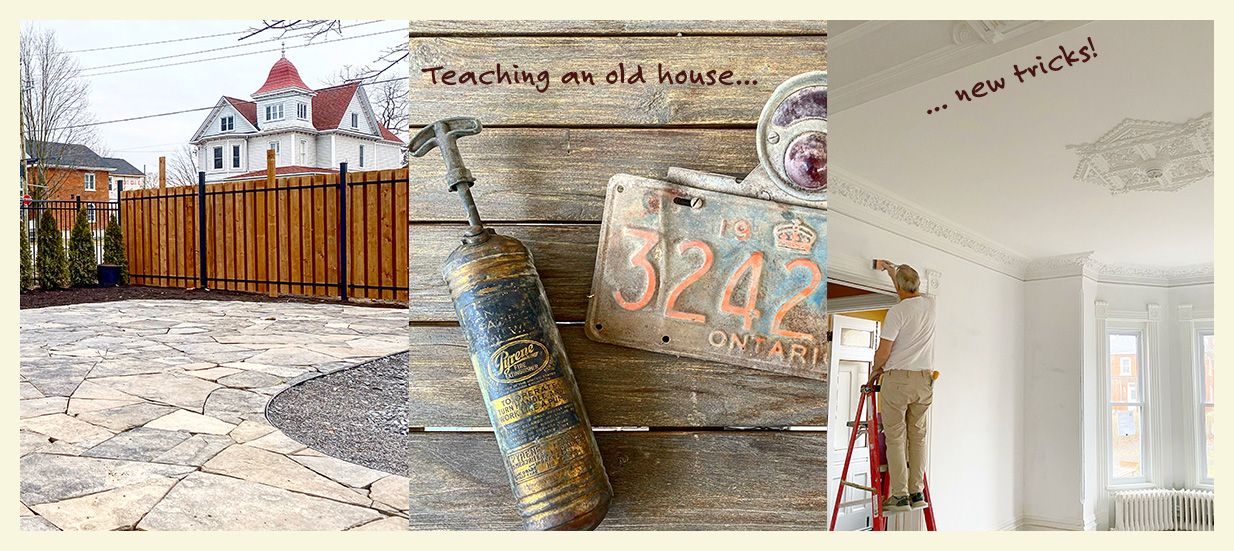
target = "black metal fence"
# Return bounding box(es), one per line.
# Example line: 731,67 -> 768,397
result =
118,164 -> 410,302
20,196 -> 121,266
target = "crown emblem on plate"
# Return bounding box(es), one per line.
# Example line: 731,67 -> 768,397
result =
774,220 -> 816,254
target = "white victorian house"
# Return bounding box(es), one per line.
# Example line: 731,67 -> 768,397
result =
190,55 -> 404,183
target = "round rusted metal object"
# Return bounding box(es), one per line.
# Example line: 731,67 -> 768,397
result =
772,85 -> 827,127
785,131 -> 826,191
756,71 -> 827,201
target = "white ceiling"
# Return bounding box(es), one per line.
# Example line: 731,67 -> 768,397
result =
831,20 -> 1214,266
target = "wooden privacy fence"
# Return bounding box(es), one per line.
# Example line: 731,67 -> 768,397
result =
119,164 -> 409,302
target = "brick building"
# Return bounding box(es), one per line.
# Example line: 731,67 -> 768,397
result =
23,141 -> 143,230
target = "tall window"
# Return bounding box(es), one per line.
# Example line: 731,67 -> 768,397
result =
1198,329 -> 1214,484
232,145 -> 241,168
297,103 -> 308,119
220,116 -> 234,131
351,113 -> 359,128
265,104 -> 284,121
359,145 -> 365,167
1108,331 -> 1147,483
86,204 -> 95,224
299,140 -> 307,165
84,173 -> 96,191
268,142 -> 280,157
213,147 -> 224,169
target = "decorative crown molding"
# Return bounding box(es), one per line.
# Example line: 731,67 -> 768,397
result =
1067,113 -> 1214,194
833,170 -> 1211,287
830,170 -> 1031,278
952,20 -> 1041,45
1026,252 -> 1214,286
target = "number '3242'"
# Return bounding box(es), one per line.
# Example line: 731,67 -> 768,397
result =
611,224 -> 821,341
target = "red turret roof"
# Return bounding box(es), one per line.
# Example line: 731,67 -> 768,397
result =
253,57 -> 311,95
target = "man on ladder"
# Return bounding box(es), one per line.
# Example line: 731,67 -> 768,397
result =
867,260 -> 936,515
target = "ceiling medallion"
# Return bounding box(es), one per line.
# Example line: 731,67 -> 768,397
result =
1068,113 -> 1213,194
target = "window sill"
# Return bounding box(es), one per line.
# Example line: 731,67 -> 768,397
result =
1107,481 -> 1156,491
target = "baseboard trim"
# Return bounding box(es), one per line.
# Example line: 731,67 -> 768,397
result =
1019,513 -> 1091,531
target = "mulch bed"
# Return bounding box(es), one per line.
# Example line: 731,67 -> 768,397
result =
20,285 -> 406,310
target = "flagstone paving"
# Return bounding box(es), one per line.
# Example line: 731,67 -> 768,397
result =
19,299 -> 410,531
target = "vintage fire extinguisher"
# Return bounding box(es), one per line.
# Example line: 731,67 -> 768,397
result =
411,117 -> 613,531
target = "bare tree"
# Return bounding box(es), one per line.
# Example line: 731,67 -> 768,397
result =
243,20 -> 408,83
142,144 -> 199,189
20,24 -> 101,200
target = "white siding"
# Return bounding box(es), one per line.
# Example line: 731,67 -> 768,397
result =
374,142 -> 403,168
199,138 -> 252,182
259,134 -> 289,169
201,103 -> 257,138
343,93 -> 375,135
254,90 -> 315,133
330,134 -> 400,171
316,134 -> 334,168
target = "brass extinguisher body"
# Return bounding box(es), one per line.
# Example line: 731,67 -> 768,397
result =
444,233 -> 611,530
414,117 -> 611,531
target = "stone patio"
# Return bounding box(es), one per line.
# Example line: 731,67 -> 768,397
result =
19,299 -> 410,531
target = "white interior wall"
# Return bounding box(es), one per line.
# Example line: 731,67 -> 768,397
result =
1169,283 -> 1215,490
1021,276 -> 1213,530
830,207 -> 1026,531
1080,277 -> 1099,530
1021,276 -> 1087,529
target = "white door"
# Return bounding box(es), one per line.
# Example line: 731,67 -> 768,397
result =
828,314 -> 880,531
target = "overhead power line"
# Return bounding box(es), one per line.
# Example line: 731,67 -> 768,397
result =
66,29 -> 249,53
54,77 -> 406,130
78,20 -> 386,72
65,20 -> 385,54
79,27 -> 407,78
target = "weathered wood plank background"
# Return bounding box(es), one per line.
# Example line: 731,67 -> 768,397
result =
408,431 -> 827,530
407,325 -> 828,427
407,20 -> 827,530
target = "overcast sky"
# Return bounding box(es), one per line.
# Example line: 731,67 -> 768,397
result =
23,20 -> 408,177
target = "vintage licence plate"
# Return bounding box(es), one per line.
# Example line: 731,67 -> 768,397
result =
586,174 -> 827,380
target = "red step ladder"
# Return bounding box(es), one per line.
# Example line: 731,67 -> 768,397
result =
830,381 -> 937,531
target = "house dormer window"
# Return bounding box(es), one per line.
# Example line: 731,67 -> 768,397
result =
297,103 -> 308,119
221,116 -> 234,131
351,113 -> 359,128
265,104 -> 284,121
84,173 -> 96,191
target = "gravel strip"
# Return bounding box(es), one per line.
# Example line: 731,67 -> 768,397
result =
266,352 -> 409,476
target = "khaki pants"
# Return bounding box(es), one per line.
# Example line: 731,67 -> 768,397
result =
880,369 -> 933,497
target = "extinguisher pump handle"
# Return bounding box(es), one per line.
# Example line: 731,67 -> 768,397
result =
410,117 -> 483,192
411,117 -> 486,231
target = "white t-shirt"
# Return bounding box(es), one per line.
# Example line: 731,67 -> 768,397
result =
881,295 -> 936,372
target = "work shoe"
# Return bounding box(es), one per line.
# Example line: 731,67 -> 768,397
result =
883,495 -> 912,514
910,493 -> 928,510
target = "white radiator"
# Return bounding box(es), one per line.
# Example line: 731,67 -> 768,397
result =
1113,488 -> 1214,531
